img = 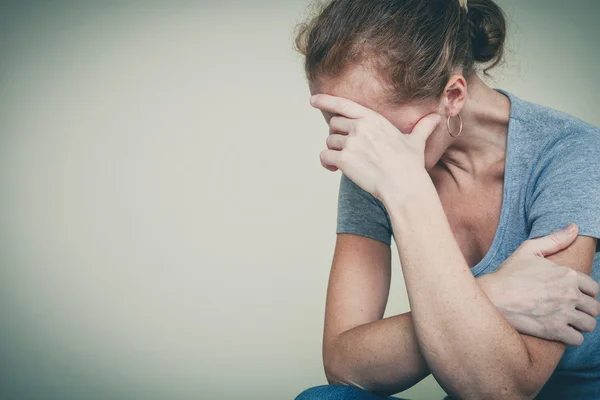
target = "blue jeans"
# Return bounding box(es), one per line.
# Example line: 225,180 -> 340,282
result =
294,384 -> 411,400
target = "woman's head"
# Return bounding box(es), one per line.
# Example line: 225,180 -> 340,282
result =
295,0 -> 507,169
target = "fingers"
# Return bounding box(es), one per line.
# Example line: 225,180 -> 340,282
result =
577,271 -> 600,298
568,309 -> 597,333
329,115 -> 353,134
409,113 -> 442,144
556,325 -> 585,346
521,224 -> 579,257
576,293 -> 600,317
320,149 -> 342,172
326,134 -> 348,151
321,113 -> 352,171
311,94 -> 369,119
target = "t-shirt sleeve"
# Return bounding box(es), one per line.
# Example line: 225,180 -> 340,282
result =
526,129 -> 600,251
336,173 -> 392,245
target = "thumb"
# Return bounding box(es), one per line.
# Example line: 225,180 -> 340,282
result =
410,113 -> 441,145
521,224 -> 579,257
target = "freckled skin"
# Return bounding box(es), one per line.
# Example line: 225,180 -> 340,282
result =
310,66 -> 510,265
309,64 -> 599,398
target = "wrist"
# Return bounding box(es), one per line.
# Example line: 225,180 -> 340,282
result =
379,171 -> 434,211
477,273 -> 498,302
477,272 -> 507,313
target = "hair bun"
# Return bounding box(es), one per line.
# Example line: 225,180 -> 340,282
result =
467,0 -> 506,67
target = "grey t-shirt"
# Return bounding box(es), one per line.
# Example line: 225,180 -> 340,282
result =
336,89 -> 600,399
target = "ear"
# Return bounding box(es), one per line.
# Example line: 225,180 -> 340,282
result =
441,74 -> 467,117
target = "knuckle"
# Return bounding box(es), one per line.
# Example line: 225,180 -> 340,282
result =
319,150 -> 328,163
561,287 -> 579,302
327,135 -> 340,149
548,232 -> 562,244
566,288 -> 580,301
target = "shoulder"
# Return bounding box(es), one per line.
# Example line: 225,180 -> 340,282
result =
339,173 -> 388,210
337,174 -> 392,246
518,96 -> 600,188
510,92 -> 600,244
503,89 -> 600,159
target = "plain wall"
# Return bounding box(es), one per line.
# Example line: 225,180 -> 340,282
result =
0,1 -> 598,399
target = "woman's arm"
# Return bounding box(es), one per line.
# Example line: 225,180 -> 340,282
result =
322,233 -> 427,395
381,175 -> 597,399
311,93 -> 600,398
323,230 -> 599,396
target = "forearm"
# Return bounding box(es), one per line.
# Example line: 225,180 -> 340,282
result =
326,274 -> 506,396
325,311 -> 428,395
383,176 -> 535,399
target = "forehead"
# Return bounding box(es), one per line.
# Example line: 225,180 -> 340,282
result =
309,66 -> 391,114
308,66 -> 436,133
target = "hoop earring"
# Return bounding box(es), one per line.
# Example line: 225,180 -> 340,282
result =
447,114 -> 463,138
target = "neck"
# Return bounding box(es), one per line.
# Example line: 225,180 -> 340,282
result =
439,75 -> 511,180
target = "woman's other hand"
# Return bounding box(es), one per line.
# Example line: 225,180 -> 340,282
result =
479,224 -> 600,346
311,94 -> 441,202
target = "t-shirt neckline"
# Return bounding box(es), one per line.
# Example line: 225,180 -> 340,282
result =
469,88 -> 516,277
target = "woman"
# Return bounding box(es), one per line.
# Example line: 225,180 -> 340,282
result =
293,0 -> 600,399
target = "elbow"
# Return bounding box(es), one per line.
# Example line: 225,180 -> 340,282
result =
456,384 -> 534,400
499,384 -> 537,400
448,349 -> 546,399
324,369 -> 344,386
469,374 -> 543,400
323,344 -> 345,385
322,335 -> 396,397
444,367 -> 541,400
511,362 -> 548,399
513,378 -> 544,400
499,386 -> 538,400
322,342 -> 364,389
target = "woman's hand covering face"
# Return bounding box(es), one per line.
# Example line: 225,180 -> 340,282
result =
311,95 -> 600,346
311,93 -> 441,202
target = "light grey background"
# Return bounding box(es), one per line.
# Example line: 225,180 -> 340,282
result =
0,1 -> 598,399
